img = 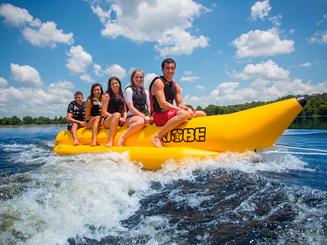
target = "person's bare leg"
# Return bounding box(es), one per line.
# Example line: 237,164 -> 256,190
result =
107,113 -> 120,147
103,116 -> 113,146
90,116 -> 100,146
118,116 -> 144,146
71,123 -> 80,145
103,115 -> 112,129
194,110 -> 207,117
151,110 -> 189,147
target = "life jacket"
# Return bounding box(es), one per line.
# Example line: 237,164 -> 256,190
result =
108,93 -> 125,114
149,76 -> 176,113
90,97 -> 102,117
126,85 -> 147,114
67,101 -> 86,121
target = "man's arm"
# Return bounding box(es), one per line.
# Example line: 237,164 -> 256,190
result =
152,79 -> 179,111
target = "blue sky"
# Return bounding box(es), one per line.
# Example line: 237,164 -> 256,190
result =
0,0 -> 326,117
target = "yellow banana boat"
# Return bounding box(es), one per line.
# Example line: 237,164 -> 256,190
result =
54,97 -> 306,169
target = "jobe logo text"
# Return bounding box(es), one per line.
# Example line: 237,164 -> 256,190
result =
162,127 -> 206,143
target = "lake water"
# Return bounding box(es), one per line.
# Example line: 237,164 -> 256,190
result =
0,126 -> 326,244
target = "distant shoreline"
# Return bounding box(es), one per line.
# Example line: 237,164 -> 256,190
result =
1,93 -> 326,128
0,124 -> 66,128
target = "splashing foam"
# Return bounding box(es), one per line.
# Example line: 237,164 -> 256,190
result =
0,153 -> 151,244
158,146 -> 307,176
0,142 -> 312,244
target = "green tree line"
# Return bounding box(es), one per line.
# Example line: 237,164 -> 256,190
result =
0,116 -> 66,125
0,93 -> 326,126
195,93 -> 327,116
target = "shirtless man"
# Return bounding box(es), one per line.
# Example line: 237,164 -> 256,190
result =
149,58 -> 206,147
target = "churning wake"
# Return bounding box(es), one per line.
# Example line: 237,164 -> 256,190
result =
0,140 -> 326,244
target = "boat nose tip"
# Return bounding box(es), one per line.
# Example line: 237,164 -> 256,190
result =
296,96 -> 307,107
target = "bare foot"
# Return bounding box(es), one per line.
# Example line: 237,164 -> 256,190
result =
74,140 -> 80,146
151,135 -> 163,147
118,136 -> 125,146
91,143 -> 97,147
106,141 -> 113,147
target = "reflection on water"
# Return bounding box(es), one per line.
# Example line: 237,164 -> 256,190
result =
290,116 -> 327,129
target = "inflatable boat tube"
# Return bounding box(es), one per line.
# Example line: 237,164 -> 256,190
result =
54,97 -> 306,169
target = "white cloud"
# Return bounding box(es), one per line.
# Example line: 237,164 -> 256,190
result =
91,0 -> 209,56
180,71 -> 200,82
309,30 -> 327,44
10,63 -> 42,86
80,73 -> 94,83
0,77 -> 8,87
0,3 -> 73,47
316,15 -> 327,26
0,81 -> 74,117
22,21 -> 73,48
249,1 -> 281,26
250,0 -> 271,21
196,85 -> 205,90
48,80 -> 74,91
232,28 -> 294,58
105,64 -> 126,79
233,60 -> 289,81
0,3 -> 39,26
269,15 -> 282,27
66,45 -> 93,74
144,72 -> 158,90
93,63 -> 128,81
91,4 -> 111,24
154,27 -> 208,56
93,64 -> 103,76
184,79 -> 327,107
299,62 -> 312,68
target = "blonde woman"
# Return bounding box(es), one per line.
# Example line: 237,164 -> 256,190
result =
118,69 -> 151,146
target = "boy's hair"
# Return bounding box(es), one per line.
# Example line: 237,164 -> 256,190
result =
74,91 -> 83,97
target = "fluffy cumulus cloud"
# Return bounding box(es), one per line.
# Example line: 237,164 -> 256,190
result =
180,71 -> 200,82
184,61 -> 326,107
0,3 -> 73,47
10,63 -> 42,86
0,77 -> 8,87
233,60 -> 289,81
80,74 -> 94,83
250,0 -> 271,21
66,45 -> 93,74
249,1 -> 282,27
184,79 -> 327,107
22,21 -> 73,48
91,0 -> 209,56
0,3 -> 38,26
144,72 -> 158,90
0,80 -> 74,117
309,30 -> 327,44
105,64 -> 126,79
196,85 -> 205,90
232,28 -> 294,58
93,64 -> 103,76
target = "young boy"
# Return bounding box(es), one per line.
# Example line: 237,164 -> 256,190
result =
66,91 -> 86,145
